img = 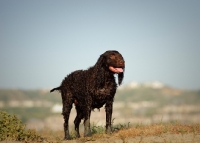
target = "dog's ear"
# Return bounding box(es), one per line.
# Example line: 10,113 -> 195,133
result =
94,54 -> 106,87
96,54 -> 105,66
118,69 -> 124,85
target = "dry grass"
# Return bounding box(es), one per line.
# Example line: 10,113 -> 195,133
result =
114,123 -> 200,138
39,128 -> 64,143
39,122 -> 200,142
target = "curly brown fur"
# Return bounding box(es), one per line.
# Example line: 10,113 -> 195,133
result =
50,50 -> 125,139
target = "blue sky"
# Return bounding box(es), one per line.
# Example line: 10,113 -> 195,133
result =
0,0 -> 200,90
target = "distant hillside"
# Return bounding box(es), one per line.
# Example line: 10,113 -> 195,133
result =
115,81 -> 200,105
0,89 -> 61,122
1,82 -> 199,104
0,89 -> 61,103
0,83 -> 200,125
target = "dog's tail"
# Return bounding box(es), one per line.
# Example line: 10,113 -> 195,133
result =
50,87 -> 61,92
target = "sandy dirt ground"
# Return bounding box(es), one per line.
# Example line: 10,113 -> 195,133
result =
1,133 -> 199,143
62,133 -> 200,143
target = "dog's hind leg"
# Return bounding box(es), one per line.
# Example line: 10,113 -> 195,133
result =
62,92 -> 73,140
83,108 -> 92,137
74,106 -> 83,138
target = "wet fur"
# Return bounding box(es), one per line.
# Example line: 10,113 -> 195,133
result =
50,50 -> 125,139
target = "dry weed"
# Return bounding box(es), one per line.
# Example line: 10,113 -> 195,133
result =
114,123 -> 200,139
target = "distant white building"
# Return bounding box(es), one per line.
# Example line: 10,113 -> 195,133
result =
143,81 -> 164,89
127,81 -> 140,89
51,104 -> 62,113
118,81 -> 140,90
119,81 -> 164,90
127,101 -> 157,109
8,100 -> 20,107
22,100 -> 34,107
151,81 -> 164,89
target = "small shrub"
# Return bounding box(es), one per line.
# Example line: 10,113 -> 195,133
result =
91,123 -> 105,134
112,119 -> 130,132
0,111 -> 43,142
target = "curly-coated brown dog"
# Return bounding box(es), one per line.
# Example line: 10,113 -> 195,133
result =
50,50 -> 125,139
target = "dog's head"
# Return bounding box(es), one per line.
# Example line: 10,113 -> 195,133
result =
96,50 -> 125,85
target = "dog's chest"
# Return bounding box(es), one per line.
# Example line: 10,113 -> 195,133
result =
91,96 -> 108,109
91,86 -> 116,109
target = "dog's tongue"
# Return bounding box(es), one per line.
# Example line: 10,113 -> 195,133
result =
109,66 -> 123,73
115,68 -> 123,73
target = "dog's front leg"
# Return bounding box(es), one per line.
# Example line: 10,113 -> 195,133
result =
83,97 -> 92,137
105,100 -> 113,134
